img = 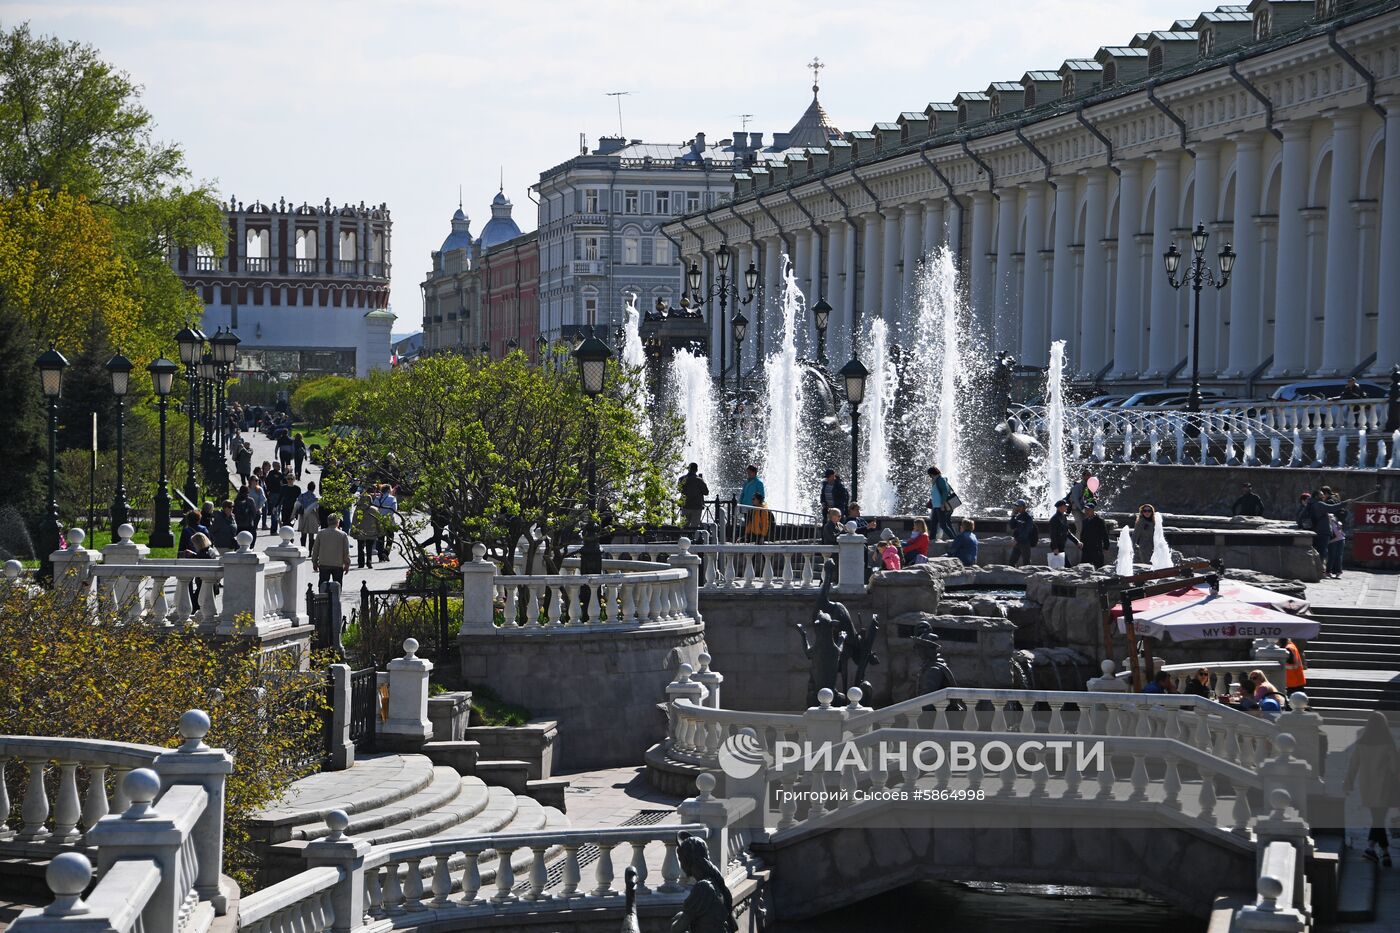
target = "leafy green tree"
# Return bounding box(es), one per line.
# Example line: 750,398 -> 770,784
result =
336,352 -> 677,573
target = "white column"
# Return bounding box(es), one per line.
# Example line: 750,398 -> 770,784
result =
900,204 -> 923,330
1189,143 -> 1221,377
1355,201 -> 1379,364
922,198 -> 944,259
809,227 -> 824,305
825,223 -> 845,349
1225,135 -> 1262,375
861,212 -> 881,332
764,237 -> 782,356
1270,120 -> 1313,376
1148,154 -> 1181,375
1376,99 -> 1400,371
794,229 -> 813,353
1302,207 -> 1328,371
1020,184 -> 1048,365
1050,178 -> 1077,360
842,220 -> 858,359
881,210 -> 900,321
1112,161 -> 1144,377
995,189 -> 1020,352
970,191 -> 994,335
1080,170 -> 1109,375
1321,109 -> 1362,374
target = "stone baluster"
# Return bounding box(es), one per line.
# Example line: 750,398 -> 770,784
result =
501,585 -> 518,627
382,862 -> 404,914
17,757 -> 50,840
525,583 -> 542,626
402,858 -> 426,911
546,584 -> 563,625
1162,758 -> 1182,809
558,844 -> 581,898
81,763 -> 109,830
51,761 -> 82,843
1095,755 -> 1115,799
593,842 -> 616,896
1198,766 -> 1218,821
151,710 -> 234,912
461,850 -> 481,904
174,576 -> 194,621
628,840 -> 650,895
669,537 -> 702,623
525,846 -> 551,901
620,582 -> 636,624
149,574 -> 172,623
660,837 -> 684,892
665,665 -> 707,748
364,864 -> 383,918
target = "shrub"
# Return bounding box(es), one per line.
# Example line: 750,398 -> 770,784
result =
0,585 -> 329,888
290,376 -> 356,426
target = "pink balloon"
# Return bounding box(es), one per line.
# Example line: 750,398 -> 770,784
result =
1087,476 -> 1100,494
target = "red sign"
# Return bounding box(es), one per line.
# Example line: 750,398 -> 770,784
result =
1352,531 -> 1400,563
1353,502 -> 1400,528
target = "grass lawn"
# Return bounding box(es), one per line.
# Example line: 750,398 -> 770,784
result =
299,426 -> 332,450
19,526 -> 178,568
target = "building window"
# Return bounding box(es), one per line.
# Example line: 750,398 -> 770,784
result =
623,237 -> 639,264
1148,47 -> 1163,74
624,190 -> 639,214
1199,29 -> 1215,57
1025,85 -> 1036,108
1062,74 -> 1075,96
654,239 -> 670,266
584,296 -> 598,325
685,192 -> 701,213
656,191 -> 670,215
584,189 -> 600,213
1255,9 -> 1271,40
583,236 -> 600,261
1103,62 -> 1117,85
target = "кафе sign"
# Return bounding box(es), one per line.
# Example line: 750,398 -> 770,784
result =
1351,502 -> 1400,563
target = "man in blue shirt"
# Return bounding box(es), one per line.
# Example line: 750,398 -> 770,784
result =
948,519 -> 978,566
926,466 -> 956,541
739,465 -> 765,509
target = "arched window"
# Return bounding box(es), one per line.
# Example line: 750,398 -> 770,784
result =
1025,85 -> 1036,108
1255,9 -> 1271,40
1148,46 -> 1163,74
1199,29 -> 1216,58
1062,74 -> 1075,96
1103,61 -> 1117,85
957,104 -> 968,125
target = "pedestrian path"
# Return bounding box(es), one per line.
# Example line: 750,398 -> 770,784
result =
1307,569 -> 1400,610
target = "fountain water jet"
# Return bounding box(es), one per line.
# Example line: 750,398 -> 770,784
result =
1024,340 -> 1068,516
667,349 -> 718,478
1150,515 -> 1173,571
761,258 -> 811,513
1116,526 -> 1135,576
860,318 -> 897,514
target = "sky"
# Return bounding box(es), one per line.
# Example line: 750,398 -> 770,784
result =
5,0 -> 1180,333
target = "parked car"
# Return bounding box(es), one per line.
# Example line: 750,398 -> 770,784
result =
1080,394 -> 1130,408
1118,388 -> 1227,408
1269,379 -> 1386,401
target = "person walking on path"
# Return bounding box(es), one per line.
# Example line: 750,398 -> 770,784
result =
1345,711 -> 1398,866
1306,486 -> 1344,571
311,514 -> 353,586
210,499 -> 238,550
926,467 -> 957,541
374,483 -> 399,563
1067,469 -> 1097,536
280,476 -> 302,530
350,491 -> 380,569
1231,482 -> 1264,517
948,519 -> 978,567
233,441 -> 253,487
1008,500 -> 1037,567
820,469 -> 850,519
1049,499 -> 1080,565
1326,509 -> 1347,578
247,476 -> 266,532
292,433 -> 308,479
233,487 -> 258,543
678,463 -> 709,529
1079,504 -> 1110,567
295,481 -> 321,549
263,465 -> 284,531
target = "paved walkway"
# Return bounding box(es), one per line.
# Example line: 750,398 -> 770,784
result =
557,766 -> 684,828
1306,569 -> 1400,609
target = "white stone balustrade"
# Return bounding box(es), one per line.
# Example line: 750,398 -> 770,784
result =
601,542 -> 838,591
10,851 -> 164,933
1116,659 -> 1288,700
46,526 -> 306,636
1232,788 -> 1312,931
237,866 -> 341,933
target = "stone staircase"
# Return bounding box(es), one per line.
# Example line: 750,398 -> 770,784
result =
1297,605 -> 1400,723
250,753 -> 568,886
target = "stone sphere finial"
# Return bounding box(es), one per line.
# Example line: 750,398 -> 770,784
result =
677,535 -> 692,554
695,772 -> 716,801
122,768 -> 161,819
697,652 -> 712,672
402,638 -> 419,660
178,709 -> 211,751
472,542 -> 487,561
3,559 -> 21,580
235,530 -> 254,552
1100,659 -> 1116,676
676,663 -> 693,682
279,525 -> 295,544
847,686 -> 864,706
325,809 -> 350,841
44,852 -> 93,916
117,523 -> 134,543
844,521 -> 857,534
1256,874 -> 1284,904
1288,691 -> 1308,712
818,688 -> 834,708
68,528 -> 86,550
1273,732 -> 1296,758
1268,787 -> 1292,817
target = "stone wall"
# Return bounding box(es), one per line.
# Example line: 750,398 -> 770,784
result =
458,621 -> 705,770
1108,463 -> 1398,520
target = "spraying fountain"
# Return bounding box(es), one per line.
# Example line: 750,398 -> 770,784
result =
1150,517 -> 1173,571
667,349 -> 718,479
860,318 -> 897,514
761,258 -> 811,513
1116,526 -> 1135,576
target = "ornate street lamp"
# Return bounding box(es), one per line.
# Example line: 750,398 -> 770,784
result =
105,352 -> 133,530
147,356 -> 179,548
572,330 -> 612,579
209,327 -> 239,457
839,355 -> 870,502
535,333 -> 548,363
812,297 -> 832,364
175,326 -> 204,505
1164,222 -> 1234,429
668,248 -> 760,394
35,346 -> 69,581
197,351 -> 220,495
731,311 -> 749,389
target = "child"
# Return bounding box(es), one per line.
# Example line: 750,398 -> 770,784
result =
877,539 -> 903,571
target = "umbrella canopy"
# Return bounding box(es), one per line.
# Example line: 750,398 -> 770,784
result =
1113,587 -> 1320,642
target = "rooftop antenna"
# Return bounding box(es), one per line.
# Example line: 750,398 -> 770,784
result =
457,184 -> 462,210
808,56 -> 824,98
605,91 -> 632,137
499,166 -> 503,193
735,114 -> 755,132
579,131 -> 587,155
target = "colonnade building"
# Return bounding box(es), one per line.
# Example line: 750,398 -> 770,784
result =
662,0 -> 1400,387
171,197 -> 394,379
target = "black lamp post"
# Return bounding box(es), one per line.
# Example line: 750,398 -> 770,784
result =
535,333 -> 548,364
675,245 -> 759,393
572,329 -> 612,579
148,356 -> 179,548
731,311 -> 749,388
1164,222 -> 1234,427
176,326 -> 204,505
839,356 -> 869,503
812,297 -> 832,364
197,351 -> 219,494
105,352 -> 133,530
479,342 -> 490,359
209,327 -> 239,457
35,346 -> 69,582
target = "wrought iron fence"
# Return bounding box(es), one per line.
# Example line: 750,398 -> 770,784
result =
348,666 -> 378,751
351,582 -> 453,667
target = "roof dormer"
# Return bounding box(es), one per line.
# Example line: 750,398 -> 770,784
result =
1144,31 -> 1199,74
1094,46 -> 1149,87
1192,9 -> 1253,58
1059,59 -> 1104,98
871,122 -> 901,151
1246,0 -> 1313,40
750,165 -> 771,191
898,112 -> 930,143
768,160 -> 790,186
954,91 -> 991,127
786,151 -> 810,179
1021,71 -> 1062,109
923,102 -> 957,135
845,130 -> 876,160
807,148 -> 831,172
732,173 -> 754,198
828,138 -> 854,167
987,82 -> 1026,118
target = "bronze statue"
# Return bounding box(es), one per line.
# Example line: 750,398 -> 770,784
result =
912,622 -> 958,695
794,560 -> 880,704
670,832 -> 737,933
